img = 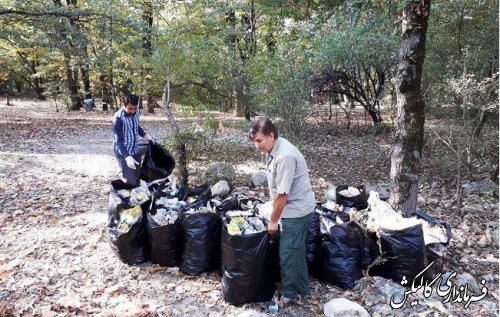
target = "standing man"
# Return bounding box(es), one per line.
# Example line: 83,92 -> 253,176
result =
249,117 -> 315,304
112,93 -> 152,186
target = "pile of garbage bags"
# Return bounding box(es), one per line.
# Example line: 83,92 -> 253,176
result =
307,185 -> 452,288
107,177 -> 452,303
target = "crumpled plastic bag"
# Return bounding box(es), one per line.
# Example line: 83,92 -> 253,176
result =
366,191 -> 450,245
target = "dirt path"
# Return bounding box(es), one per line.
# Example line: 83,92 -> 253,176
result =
0,100 -> 498,317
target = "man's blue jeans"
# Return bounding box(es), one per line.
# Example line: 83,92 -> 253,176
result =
114,150 -> 141,186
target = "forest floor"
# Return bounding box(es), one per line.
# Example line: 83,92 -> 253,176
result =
0,99 -> 498,317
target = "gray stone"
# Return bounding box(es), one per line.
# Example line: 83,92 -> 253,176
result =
323,298 -> 370,317
203,162 -> 236,185
211,180 -> 230,198
439,272 -> 482,296
417,196 -> 427,205
480,273 -> 495,282
428,198 -> 439,205
487,203 -> 498,211
462,180 -> 497,195
372,304 -> 393,316
251,171 -> 268,188
353,276 -> 406,306
461,204 -> 485,214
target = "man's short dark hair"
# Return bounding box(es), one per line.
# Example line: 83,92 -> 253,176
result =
124,94 -> 139,106
249,116 -> 278,141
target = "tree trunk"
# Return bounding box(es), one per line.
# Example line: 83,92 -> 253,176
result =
366,104 -> 383,125
161,81 -> 188,187
31,61 -> 46,100
389,0 -> 430,217
233,2 -> 256,118
142,0 -> 154,113
176,143 -> 189,188
64,58 -> 81,110
147,95 -> 156,113
54,0 -> 81,110
235,86 -> 247,117
80,48 -> 92,99
473,109 -> 489,138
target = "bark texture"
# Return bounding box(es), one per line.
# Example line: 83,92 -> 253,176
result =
390,0 -> 430,216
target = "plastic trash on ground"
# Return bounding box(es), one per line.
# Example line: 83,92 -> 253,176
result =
336,185 -> 368,210
366,191 -> 450,245
338,187 -> 361,197
226,214 -> 266,235
116,205 -> 142,233
256,201 -> 273,221
150,208 -> 179,226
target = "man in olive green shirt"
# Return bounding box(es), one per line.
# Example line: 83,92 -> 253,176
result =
249,117 -> 315,302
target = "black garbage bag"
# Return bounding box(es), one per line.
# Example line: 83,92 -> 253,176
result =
180,185 -> 211,205
361,231 -> 380,269
268,232 -> 281,282
150,178 -> 185,200
221,226 -> 276,305
314,219 -> 366,289
146,188 -> 181,267
306,206 -> 322,274
411,209 -> 452,245
371,224 -> 427,283
141,141 -> 176,182
179,211 -> 222,275
216,194 -> 263,214
217,196 -> 240,213
107,181 -> 151,265
336,185 -> 368,210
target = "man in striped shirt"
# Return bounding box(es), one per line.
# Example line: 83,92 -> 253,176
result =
112,94 -> 152,186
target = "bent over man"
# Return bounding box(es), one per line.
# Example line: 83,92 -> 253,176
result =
112,93 -> 152,186
249,116 -> 315,302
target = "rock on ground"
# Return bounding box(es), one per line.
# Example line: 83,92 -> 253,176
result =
204,162 -> 236,185
324,298 -> 370,317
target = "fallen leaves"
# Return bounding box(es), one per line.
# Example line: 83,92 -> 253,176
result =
0,101 -> 497,317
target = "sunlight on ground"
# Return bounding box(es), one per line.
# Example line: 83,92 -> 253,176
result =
0,152 -> 119,178
234,163 -> 260,175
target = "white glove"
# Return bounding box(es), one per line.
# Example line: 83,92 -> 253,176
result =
144,134 -> 153,142
125,156 -> 139,170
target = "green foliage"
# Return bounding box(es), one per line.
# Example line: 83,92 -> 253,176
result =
163,127 -> 208,164
431,73 -> 499,178
204,118 -> 221,137
424,0 -> 499,107
366,251 -> 398,276
0,0 -> 497,139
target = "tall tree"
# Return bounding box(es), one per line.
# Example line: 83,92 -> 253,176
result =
52,0 -> 83,110
389,0 -> 430,216
141,0 -> 155,113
